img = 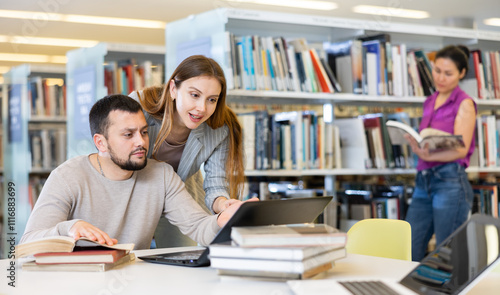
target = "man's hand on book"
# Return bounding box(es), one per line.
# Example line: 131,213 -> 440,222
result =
69,221 -> 118,246
404,134 -> 431,161
216,197 -> 259,227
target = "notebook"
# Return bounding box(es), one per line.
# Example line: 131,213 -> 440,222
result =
138,196 -> 333,267
288,213 -> 500,295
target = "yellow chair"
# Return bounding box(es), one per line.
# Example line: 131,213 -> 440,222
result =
346,218 -> 412,261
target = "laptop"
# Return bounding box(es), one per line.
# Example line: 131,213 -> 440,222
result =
138,196 -> 333,267
288,213 -> 500,295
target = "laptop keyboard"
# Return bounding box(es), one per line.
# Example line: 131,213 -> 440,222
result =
339,281 -> 400,295
157,250 -> 204,261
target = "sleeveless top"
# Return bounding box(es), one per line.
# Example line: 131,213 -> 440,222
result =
417,86 -> 476,170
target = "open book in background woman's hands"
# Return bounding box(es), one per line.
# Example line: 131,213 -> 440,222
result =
386,120 -> 465,152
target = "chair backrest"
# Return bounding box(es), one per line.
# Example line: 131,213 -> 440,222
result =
346,218 -> 412,261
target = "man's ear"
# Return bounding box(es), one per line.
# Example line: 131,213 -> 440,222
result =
93,133 -> 107,153
169,79 -> 177,100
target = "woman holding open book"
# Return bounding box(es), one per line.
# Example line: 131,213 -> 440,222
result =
130,55 -> 246,248
404,45 -> 476,261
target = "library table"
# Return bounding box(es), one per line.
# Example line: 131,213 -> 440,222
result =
1,246 -> 498,294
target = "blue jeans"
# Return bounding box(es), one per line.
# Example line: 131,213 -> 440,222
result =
405,162 -> 473,261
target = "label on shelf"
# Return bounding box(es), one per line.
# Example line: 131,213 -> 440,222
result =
73,65 -> 96,140
8,84 -> 23,143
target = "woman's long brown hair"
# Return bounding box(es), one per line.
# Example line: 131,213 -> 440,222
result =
138,55 -> 244,200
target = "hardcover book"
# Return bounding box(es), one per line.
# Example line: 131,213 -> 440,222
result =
22,253 -> 136,272
216,261 -> 333,280
209,243 -> 343,260
34,248 -> 128,264
386,120 -> 465,152
230,224 -> 347,247
210,247 -> 346,273
15,236 -> 134,258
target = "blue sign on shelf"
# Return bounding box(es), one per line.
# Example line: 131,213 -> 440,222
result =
8,84 -> 23,143
73,65 -> 96,140
176,37 -> 212,66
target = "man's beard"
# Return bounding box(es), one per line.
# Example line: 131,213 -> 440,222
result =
109,146 -> 148,171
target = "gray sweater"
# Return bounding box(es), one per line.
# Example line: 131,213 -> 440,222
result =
20,155 -> 220,249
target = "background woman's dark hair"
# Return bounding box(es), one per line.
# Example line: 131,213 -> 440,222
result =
435,45 -> 470,77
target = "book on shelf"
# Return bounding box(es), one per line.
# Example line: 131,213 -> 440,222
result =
333,117 -> 370,170
29,76 -> 66,119
288,38 -> 320,93
386,120 -> 465,152
386,112 -> 417,169
34,248 -> 128,264
323,39 -> 363,94
471,184 -> 499,218
210,247 -> 346,275
237,112 -> 256,170
22,253 -> 136,272
15,236 -> 134,258
230,224 -> 346,247
362,39 -> 382,96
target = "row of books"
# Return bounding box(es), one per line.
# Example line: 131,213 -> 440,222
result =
209,224 -> 347,280
104,59 -> 164,95
17,236 -> 135,272
28,176 -> 47,210
237,110 -> 341,171
476,114 -> 500,167
471,184 -> 499,218
228,31 -> 500,100
237,109 -> 423,171
227,33 -> 340,93
324,34 -> 434,98
29,126 -> 66,171
226,32 -> 443,98
338,183 -> 411,222
468,49 -> 500,99
237,108 -> 500,171
29,77 -> 66,119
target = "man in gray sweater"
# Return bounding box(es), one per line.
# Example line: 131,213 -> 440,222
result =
20,94 -> 245,250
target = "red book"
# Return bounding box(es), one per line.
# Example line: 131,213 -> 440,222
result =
34,248 -> 127,265
309,49 -> 334,93
472,50 -> 483,98
489,52 -> 500,98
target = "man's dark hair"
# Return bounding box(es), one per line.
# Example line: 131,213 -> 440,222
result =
89,94 -> 143,138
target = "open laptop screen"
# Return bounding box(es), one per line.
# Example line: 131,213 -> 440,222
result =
400,214 -> 500,295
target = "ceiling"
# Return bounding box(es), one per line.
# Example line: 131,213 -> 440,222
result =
1,0 -> 499,74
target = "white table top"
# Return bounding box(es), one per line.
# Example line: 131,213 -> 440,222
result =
1,247 -> 498,295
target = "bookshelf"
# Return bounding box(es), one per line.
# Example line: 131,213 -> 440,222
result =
65,42 -> 165,159
166,8 -> 500,227
0,43 -> 165,258
1,64 -> 66,258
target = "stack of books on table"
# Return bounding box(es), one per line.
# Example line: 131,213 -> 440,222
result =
209,223 -> 347,280
15,236 -> 135,272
